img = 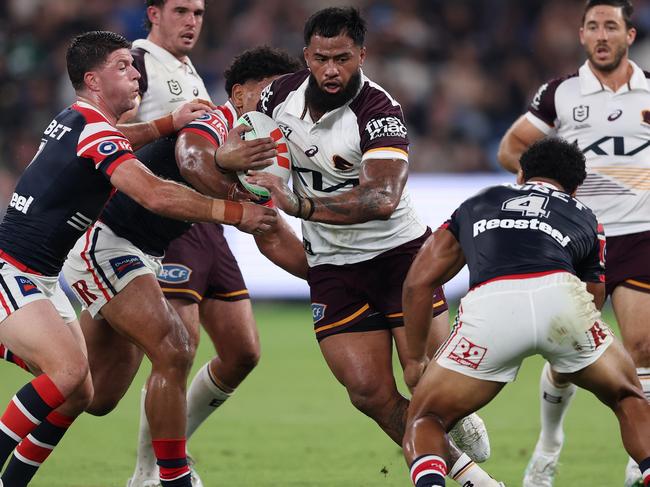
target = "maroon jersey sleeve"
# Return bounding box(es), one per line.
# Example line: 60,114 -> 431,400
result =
527,77 -> 567,127
258,70 -> 310,116
350,82 -> 409,159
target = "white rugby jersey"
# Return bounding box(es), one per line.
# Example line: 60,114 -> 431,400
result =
130,39 -> 211,122
526,60 -> 650,236
259,69 -> 426,267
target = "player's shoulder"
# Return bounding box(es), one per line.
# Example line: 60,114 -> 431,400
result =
531,72 -> 579,109
350,75 -> 401,114
259,69 -> 310,115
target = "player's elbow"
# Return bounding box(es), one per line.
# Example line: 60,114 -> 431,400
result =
371,192 -> 400,220
177,146 -> 204,181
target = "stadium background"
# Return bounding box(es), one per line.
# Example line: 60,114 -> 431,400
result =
0,0 -> 643,485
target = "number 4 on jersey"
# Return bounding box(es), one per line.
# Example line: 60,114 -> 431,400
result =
502,194 -> 550,218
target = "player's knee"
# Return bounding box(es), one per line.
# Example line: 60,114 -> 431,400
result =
50,355 -> 90,398
232,345 -> 260,374
86,394 -> 119,416
154,335 -> 194,377
67,379 -> 94,415
347,380 -> 393,417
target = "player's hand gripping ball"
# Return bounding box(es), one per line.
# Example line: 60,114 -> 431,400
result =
236,112 -> 291,202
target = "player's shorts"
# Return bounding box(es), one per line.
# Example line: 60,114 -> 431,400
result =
436,271 -> 613,383
62,222 -> 161,319
158,223 -> 249,304
0,254 -> 75,324
308,228 -> 448,342
605,230 -> 650,296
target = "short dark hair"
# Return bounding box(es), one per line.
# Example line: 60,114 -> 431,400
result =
224,46 -> 301,97
66,31 -> 131,90
582,0 -> 634,28
304,7 -> 366,46
144,0 -> 166,31
520,138 -> 587,194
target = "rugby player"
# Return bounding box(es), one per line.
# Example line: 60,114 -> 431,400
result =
115,3 -> 297,484
248,7 -> 502,486
498,1 -> 650,484
111,47 -> 306,486
402,137 -> 650,487
0,30 -> 274,487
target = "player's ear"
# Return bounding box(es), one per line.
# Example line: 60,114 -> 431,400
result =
303,46 -> 310,70
83,71 -> 100,93
147,6 -> 161,27
231,84 -> 244,112
359,46 -> 366,66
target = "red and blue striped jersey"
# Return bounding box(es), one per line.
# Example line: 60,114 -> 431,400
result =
0,101 -> 134,275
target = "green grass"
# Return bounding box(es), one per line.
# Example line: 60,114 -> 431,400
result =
1,302 -> 627,486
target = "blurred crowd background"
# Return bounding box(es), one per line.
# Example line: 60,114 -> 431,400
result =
2,0 -> 650,210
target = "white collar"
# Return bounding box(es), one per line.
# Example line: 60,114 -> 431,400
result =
579,59 -> 650,95
132,39 -> 195,74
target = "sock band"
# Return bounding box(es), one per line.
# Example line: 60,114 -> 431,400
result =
30,375 -> 65,409
152,438 -> 190,484
410,455 -> 446,486
448,452 -> 474,480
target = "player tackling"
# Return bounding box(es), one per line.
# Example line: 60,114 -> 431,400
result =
402,137 -> 650,487
0,30 -> 274,487
498,1 -> 650,484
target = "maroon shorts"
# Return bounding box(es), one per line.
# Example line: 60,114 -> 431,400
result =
158,223 -> 249,303
308,228 -> 448,342
605,230 -> 650,297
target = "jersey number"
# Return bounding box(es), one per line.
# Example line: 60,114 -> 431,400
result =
502,194 -> 550,217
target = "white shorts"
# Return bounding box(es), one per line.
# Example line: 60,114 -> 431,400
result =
0,261 -> 76,324
436,272 -> 613,382
62,222 -> 162,319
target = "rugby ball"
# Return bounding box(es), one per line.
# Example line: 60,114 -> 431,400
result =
236,111 -> 291,200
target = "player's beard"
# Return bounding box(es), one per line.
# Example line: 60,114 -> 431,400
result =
587,42 -> 628,73
305,70 -> 361,114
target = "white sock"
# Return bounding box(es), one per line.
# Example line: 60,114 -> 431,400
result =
186,362 -> 231,439
637,367 -> 650,402
449,452 -> 494,484
131,387 -> 158,480
538,362 -> 576,453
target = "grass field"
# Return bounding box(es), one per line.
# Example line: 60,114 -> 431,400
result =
0,301 -> 628,486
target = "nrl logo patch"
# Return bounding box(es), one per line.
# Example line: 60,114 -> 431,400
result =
167,80 -> 182,96
573,105 -> 589,122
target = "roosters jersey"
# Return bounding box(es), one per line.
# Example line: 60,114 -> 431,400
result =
526,60 -> 650,236
444,182 -> 605,288
100,108 -> 229,256
259,69 -> 425,266
130,39 -> 211,122
0,102 -> 134,275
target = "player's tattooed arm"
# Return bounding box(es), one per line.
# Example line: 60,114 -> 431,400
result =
402,228 -> 465,389
175,131 -> 251,201
247,158 -> 408,224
